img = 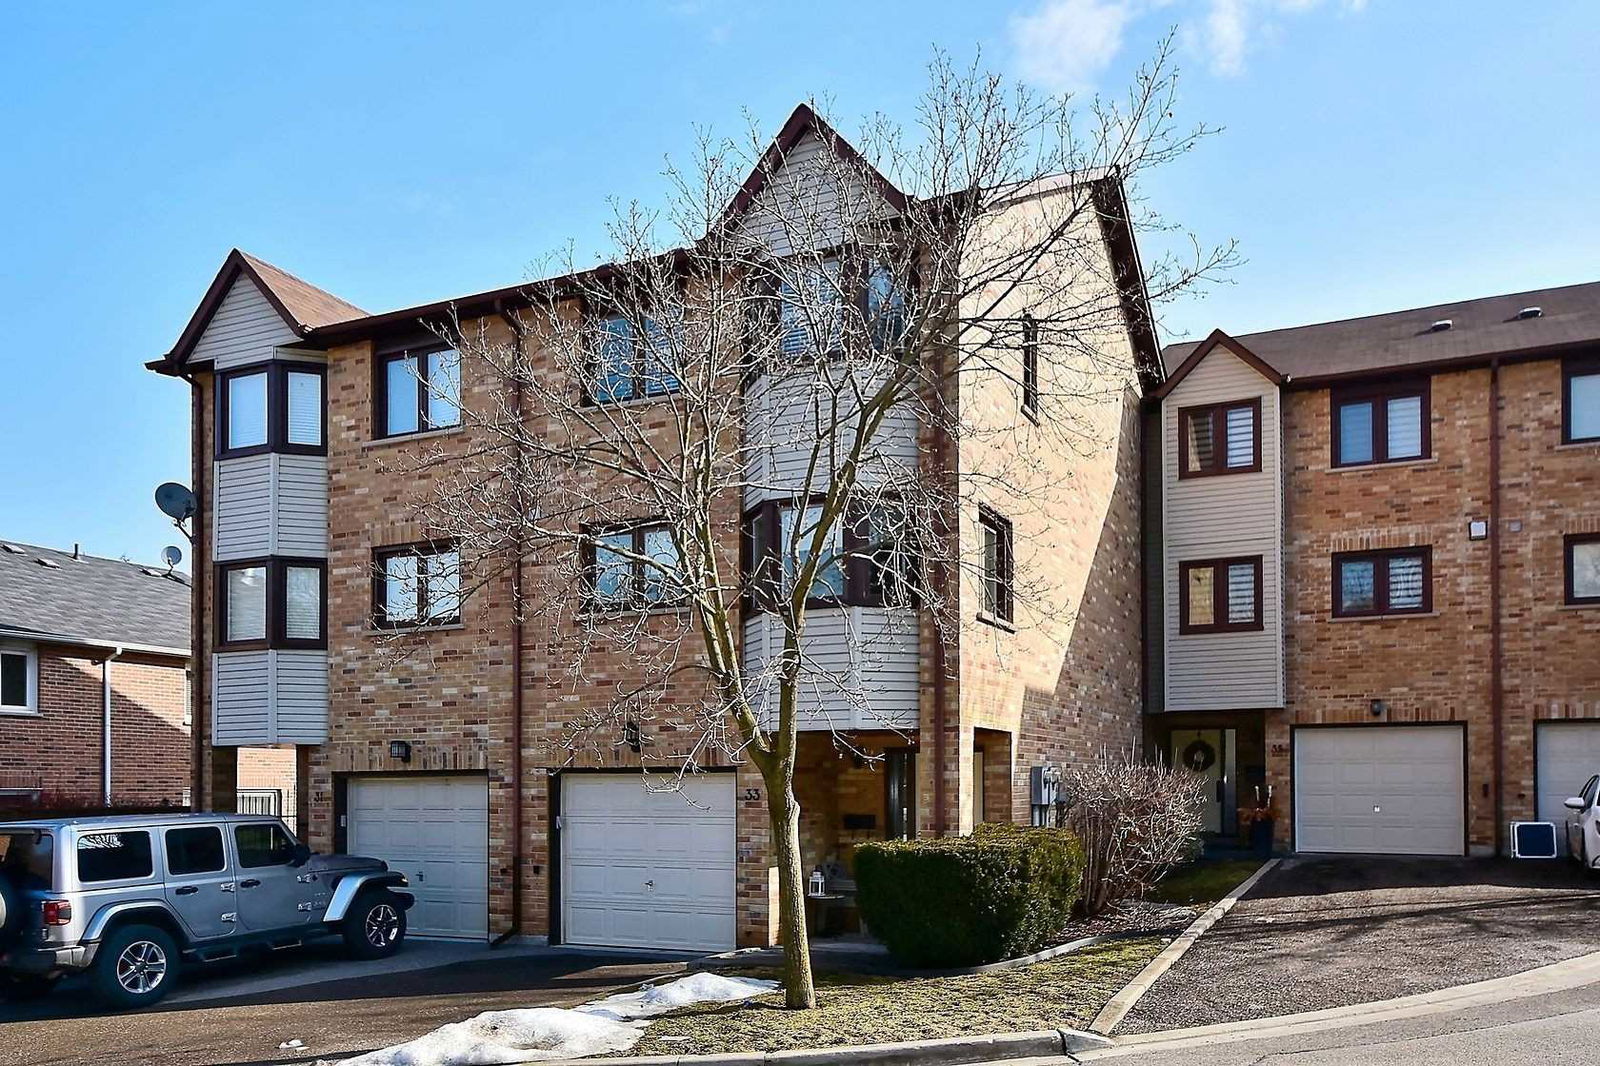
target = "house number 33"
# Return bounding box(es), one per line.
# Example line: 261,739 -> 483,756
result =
743,787 -> 761,801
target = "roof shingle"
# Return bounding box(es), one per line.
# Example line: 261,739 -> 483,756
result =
0,541 -> 189,654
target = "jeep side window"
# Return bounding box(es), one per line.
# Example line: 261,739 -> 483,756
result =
166,826 -> 227,876
77,831 -> 153,883
234,823 -> 294,868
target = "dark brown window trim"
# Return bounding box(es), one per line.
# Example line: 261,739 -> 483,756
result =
1563,353 -> 1600,445
581,519 -> 688,611
214,557 -> 328,651
741,497 -> 918,613
372,344 -> 461,440
370,541 -> 462,629
1565,533 -> 1600,606
1177,398 -> 1262,479
215,361 -> 328,460
742,246 -> 918,379
1330,377 -> 1432,468
1020,312 -> 1040,422
581,301 -> 686,408
1178,555 -> 1264,634
978,507 -> 1014,624
1331,546 -> 1433,618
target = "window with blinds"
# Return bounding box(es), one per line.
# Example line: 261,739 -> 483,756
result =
1332,380 -> 1429,467
373,544 -> 462,628
1565,355 -> 1600,444
217,362 -> 326,458
1179,399 -> 1259,478
1333,547 -> 1431,617
217,559 -> 326,648
286,370 -> 323,447
1179,556 -> 1263,634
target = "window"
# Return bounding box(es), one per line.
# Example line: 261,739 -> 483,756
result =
756,255 -> 911,365
1566,534 -> 1600,606
1179,556 -> 1263,634
742,500 -> 916,611
77,831 -> 153,883
851,504 -> 919,607
234,823 -> 295,868
779,503 -> 847,603
217,363 -> 326,458
0,643 -> 37,713
1020,313 -> 1040,418
778,258 -> 845,359
1565,355 -> 1600,444
216,558 -> 327,649
1331,380 -> 1430,466
590,313 -> 681,403
1333,547 -> 1432,617
165,826 -> 226,876
1179,400 -> 1260,478
0,831 -> 53,889
376,346 -> 461,438
586,522 -> 686,608
979,509 -> 1014,623
373,543 -> 461,628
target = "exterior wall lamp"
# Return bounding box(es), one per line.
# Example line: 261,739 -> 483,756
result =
389,740 -> 412,762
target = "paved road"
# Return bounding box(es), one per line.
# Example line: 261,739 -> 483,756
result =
1068,974 -> 1600,1064
0,946 -> 684,1066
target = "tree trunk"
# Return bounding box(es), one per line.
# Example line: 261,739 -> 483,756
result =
764,773 -> 817,1009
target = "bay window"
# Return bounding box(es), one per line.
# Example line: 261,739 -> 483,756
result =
216,558 -> 326,649
1179,556 -> 1262,634
217,362 -> 326,458
742,499 -> 918,610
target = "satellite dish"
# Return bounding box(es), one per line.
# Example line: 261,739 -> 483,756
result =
154,482 -> 197,522
162,545 -> 184,570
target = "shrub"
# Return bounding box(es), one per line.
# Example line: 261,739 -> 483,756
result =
1059,752 -> 1207,917
854,825 -> 1085,968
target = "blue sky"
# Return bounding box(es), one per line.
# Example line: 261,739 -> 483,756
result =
2,1 -> 1595,566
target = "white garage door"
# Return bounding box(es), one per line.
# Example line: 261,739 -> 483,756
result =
1536,722 -> 1600,853
561,773 -> 736,952
1295,726 -> 1464,855
347,775 -> 489,940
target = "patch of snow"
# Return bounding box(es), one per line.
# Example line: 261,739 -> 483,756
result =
325,973 -> 778,1066
331,1008 -> 643,1066
578,972 -> 779,1022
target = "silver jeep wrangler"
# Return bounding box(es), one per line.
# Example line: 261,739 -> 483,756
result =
0,813 -> 412,1008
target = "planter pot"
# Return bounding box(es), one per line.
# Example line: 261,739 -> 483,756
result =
1248,818 -> 1275,856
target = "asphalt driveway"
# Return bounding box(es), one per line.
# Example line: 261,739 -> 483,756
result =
0,944 -> 686,1066
1120,855 -> 1600,1034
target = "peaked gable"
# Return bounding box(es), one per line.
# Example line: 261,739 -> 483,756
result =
1153,329 -> 1284,400
150,249 -> 366,373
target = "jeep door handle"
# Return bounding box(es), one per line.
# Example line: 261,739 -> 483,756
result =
239,879 -> 262,889
175,886 -> 199,896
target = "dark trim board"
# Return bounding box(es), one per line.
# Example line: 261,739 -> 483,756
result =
1289,721 -> 1468,857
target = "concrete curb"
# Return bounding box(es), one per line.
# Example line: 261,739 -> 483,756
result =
596,1028 -> 1113,1066
1076,947 -> 1600,1058
1087,858 -> 1279,1036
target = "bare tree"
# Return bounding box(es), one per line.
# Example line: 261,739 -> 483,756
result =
383,42 -> 1231,1008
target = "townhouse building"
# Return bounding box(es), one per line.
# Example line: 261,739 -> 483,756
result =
147,106 -> 1158,948
0,540 -> 294,814
1146,283 -> 1600,856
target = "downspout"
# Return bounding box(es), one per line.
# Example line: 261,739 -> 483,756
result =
102,646 -> 125,806
1489,358 -> 1504,855
493,301 -> 527,946
181,369 -> 206,811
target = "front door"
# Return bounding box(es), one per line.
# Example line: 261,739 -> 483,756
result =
231,821 -> 313,933
886,749 -> 916,839
161,824 -> 237,942
1172,729 -> 1228,834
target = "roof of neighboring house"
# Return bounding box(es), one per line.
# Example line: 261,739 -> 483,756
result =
1160,280 -> 1600,388
0,541 -> 190,656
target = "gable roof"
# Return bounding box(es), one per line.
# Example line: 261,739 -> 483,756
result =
1161,280 -> 1600,388
0,541 -> 189,656
149,249 -> 367,374
1153,329 -> 1284,399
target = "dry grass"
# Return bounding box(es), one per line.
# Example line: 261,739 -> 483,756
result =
618,937 -> 1164,1057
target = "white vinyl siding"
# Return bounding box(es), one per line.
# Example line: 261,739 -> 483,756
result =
190,277 -> 300,369
1163,349 -> 1284,710
742,607 -> 919,730
742,373 -> 918,507
731,130 -> 889,259
212,649 -> 328,745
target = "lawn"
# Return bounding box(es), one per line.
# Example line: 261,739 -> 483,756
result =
1146,858 -> 1264,905
617,937 -> 1164,1057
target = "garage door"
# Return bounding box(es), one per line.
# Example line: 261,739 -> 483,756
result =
561,773 -> 736,952
1295,726 -> 1464,855
1536,722 -> 1600,853
347,775 -> 489,940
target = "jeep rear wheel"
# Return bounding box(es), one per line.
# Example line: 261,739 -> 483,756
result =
0,871 -> 20,954
92,924 -> 179,1009
342,891 -> 406,960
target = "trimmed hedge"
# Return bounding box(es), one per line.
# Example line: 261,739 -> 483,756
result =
854,824 -> 1085,968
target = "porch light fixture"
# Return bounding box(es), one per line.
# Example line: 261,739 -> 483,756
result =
1369,699 -> 1387,717
389,740 -> 413,762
